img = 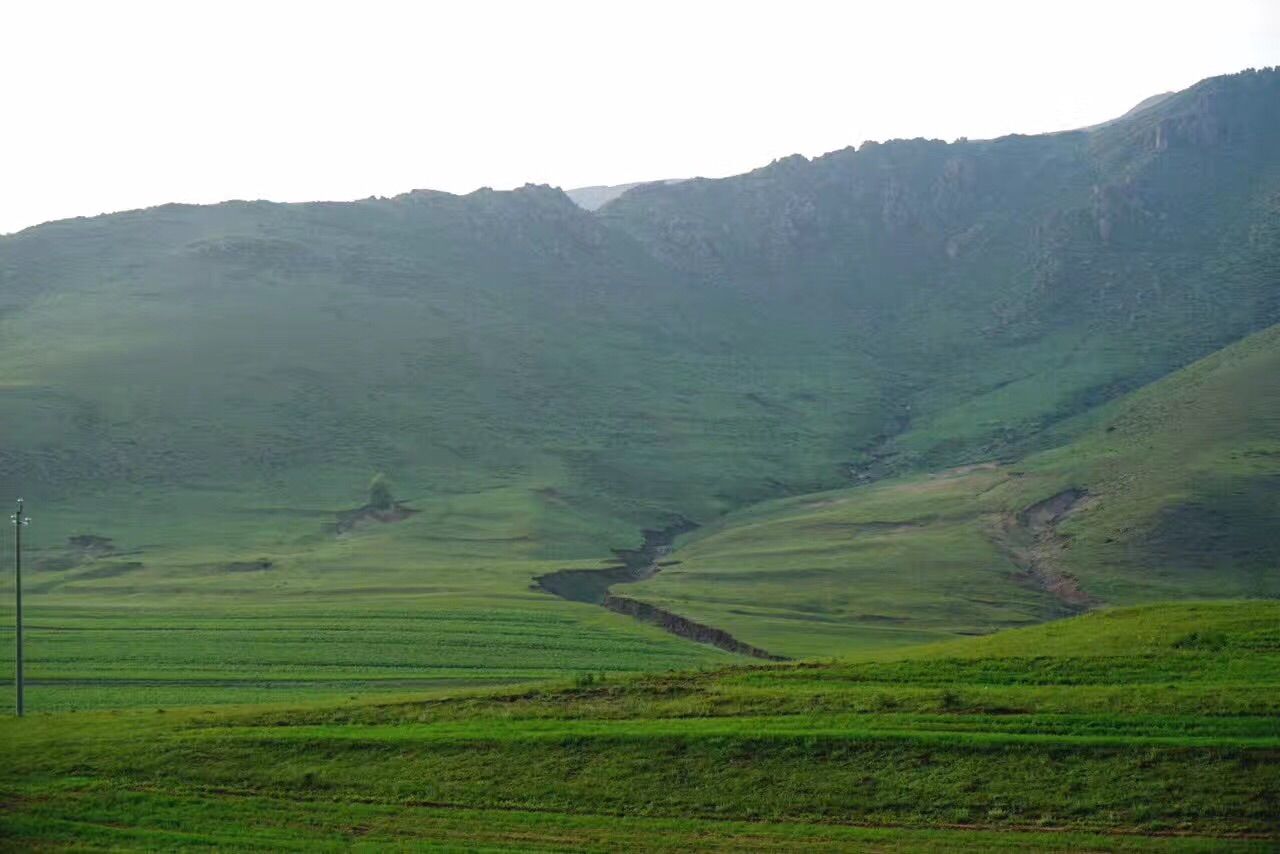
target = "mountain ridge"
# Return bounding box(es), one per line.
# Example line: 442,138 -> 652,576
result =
1,66 -> 1277,557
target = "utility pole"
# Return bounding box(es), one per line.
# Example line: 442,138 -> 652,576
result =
11,498 -> 28,717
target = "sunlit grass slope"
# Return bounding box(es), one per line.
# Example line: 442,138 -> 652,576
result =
631,465 -> 1045,658
1,601 -> 1276,850
630,324 -> 1280,658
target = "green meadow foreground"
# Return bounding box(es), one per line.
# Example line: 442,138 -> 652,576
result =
0,68 -> 1278,851
1,602 -> 1277,850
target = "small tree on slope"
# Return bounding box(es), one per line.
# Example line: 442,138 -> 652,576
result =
368,473 -> 394,511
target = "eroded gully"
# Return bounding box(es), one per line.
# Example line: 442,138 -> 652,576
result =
533,520 -> 788,661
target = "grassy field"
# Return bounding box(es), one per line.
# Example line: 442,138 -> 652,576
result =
627,323 -> 1280,658
0,600 -> 727,712
1,601 -> 1276,850
0,323 -> 1275,706
0,69 -> 1275,851
0,499 -> 732,712
0,72 -> 1276,721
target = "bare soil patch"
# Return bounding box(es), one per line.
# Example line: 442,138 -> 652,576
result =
990,488 -> 1097,610
335,503 -> 418,534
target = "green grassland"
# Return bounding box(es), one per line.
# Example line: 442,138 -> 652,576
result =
0,189 -> 883,710
2,320 -> 1276,711
0,504 -> 730,712
0,70 -> 1277,715
0,77 -> 1277,854
628,323 -> 1280,658
1,601 -> 1276,850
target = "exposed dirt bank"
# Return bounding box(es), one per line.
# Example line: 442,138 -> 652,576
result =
604,595 -> 787,660
534,520 -> 789,660
335,503 -> 418,534
992,488 -> 1095,610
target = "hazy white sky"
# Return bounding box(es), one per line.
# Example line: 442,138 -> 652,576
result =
2,0 -> 1277,234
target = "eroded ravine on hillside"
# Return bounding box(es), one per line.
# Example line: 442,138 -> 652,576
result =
991,488 -> 1096,611
534,521 -> 788,661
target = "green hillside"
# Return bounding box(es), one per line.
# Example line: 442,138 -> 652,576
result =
0,184 -> 886,549
3,68 -> 1278,547
603,68 -> 1280,474
627,323 -> 1280,658
0,68 -> 1277,711
2,601 -> 1276,849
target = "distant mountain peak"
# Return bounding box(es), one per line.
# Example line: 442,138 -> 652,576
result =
566,179 -> 684,211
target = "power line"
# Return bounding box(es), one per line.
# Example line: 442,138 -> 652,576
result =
11,498 -> 28,717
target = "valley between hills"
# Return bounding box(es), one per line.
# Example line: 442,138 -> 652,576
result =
1,67 -> 1278,850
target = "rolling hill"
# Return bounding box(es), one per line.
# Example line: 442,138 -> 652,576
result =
2,68 -> 1277,550
625,322 -> 1280,658
0,68 -> 1277,711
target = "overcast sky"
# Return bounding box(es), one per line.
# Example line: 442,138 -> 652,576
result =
2,0 -> 1277,234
